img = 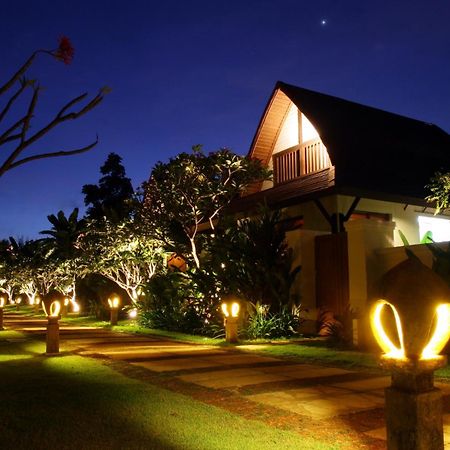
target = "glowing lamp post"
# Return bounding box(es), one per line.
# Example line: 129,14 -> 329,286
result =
221,301 -> 240,343
108,297 -> 120,326
370,258 -> 450,450
0,297 -> 5,330
42,301 -> 61,355
15,296 -> 22,311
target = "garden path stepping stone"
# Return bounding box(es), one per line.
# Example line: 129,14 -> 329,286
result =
178,368 -> 291,388
131,357 -> 223,372
246,389 -> 385,419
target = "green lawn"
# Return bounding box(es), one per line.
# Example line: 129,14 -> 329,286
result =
0,335 -> 337,450
237,342 -> 379,370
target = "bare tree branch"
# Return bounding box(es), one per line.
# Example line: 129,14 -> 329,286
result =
0,117 -> 27,145
56,93 -> 88,118
0,90 -> 104,177
0,40 -> 106,177
0,81 -> 30,123
20,84 -> 40,144
24,91 -> 104,149
7,137 -> 99,171
0,49 -> 55,96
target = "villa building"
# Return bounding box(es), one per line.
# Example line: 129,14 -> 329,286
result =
234,81 -> 450,337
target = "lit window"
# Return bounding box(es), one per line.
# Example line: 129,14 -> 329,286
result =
418,216 -> 450,243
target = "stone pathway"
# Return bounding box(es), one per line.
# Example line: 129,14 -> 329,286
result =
4,311 -> 450,449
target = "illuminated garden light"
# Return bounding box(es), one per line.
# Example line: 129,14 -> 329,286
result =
108,296 -> 121,326
221,302 -> 240,318
371,300 -> 405,360
42,300 -> 61,318
370,258 -> 450,449
221,300 -> 240,343
421,303 -> 450,360
108,296 -> 120,309
128,308 -> 138,319
42,300 -> 61,355
371,299 -> 450,362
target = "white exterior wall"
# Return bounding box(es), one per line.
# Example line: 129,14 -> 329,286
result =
337,195 -> 449,246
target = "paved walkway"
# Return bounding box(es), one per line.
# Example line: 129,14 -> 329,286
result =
4,311 -> 450,449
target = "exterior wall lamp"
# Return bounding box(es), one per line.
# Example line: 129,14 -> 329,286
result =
370,258 -> 450,450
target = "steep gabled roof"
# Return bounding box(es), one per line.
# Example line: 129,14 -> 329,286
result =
248,81 -> 450,200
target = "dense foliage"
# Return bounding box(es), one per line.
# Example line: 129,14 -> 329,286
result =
0,147 -> 304,339
142,145 -> 270,268
426,171 -> 450,213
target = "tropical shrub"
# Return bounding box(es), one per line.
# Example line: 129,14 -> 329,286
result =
139,271 -> 223,336
209,207 -> 301,312
243,302 -> 303,339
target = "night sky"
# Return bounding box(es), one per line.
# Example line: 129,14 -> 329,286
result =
1,0 -> 450,239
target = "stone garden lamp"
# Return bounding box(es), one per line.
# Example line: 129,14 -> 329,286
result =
370,258 -> 450,450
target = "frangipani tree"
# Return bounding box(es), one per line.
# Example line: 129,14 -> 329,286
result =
0,239 -> 18,303
14,239 -> 57,301
79,220 -> 165,304
143,146 -> 270,268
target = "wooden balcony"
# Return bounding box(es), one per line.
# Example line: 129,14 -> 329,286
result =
273,139 -> 331,185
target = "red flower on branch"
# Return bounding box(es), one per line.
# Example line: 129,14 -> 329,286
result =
54,36 -> 75,65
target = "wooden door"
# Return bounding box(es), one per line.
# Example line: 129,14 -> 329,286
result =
315,232 -> 349,316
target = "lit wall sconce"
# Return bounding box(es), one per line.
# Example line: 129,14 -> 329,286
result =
42,300 -> 61,355
221,300 -> 240,343
370,258 -> 450,450
0,297 -> 5,330
108,296 -> 120,326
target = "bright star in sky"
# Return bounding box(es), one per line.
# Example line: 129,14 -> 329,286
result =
321,19 -> 327,26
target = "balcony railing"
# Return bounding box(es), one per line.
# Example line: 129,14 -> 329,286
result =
273,139 -> 331,185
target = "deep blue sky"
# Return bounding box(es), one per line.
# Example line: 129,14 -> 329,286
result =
1,0 -> 450,239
